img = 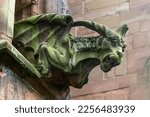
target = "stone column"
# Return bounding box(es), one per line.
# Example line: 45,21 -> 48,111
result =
31,0 -> 38,15
0,0 -> 15,39
45,0 -> 69,14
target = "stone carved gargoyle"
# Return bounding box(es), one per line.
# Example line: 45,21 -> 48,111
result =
13,13 -> 128,99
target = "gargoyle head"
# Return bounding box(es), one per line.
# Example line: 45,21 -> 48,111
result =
99,24 -> 128,72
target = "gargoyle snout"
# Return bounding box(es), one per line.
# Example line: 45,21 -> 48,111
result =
104,54 -> 121,66
117,51 -> 123,58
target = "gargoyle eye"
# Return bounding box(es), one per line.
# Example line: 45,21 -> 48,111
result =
112,40 -> 118,47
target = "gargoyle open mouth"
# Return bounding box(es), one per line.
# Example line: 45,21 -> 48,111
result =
100,54 -> 121,72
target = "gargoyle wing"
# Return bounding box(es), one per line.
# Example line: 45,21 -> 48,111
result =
14,13 -> 74,55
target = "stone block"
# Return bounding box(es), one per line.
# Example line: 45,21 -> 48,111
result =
70,66 -> 104,97
127,49 -> 136,73
0,0 -> 8,8
71,78 -> 119,97
69,4 -> 82,16
120,5 -> 150,23
0,7 -> 8,33
91,93 -> 105,100
145,30 -> 150,46
127,48 -> 150,74
126,35 -> 133,50
130,83 -> 150,99
133,33 -> 146,48
15,0 -> 31,12
0,0 -> 15,37
71,66 -> 123,97
75,2 -> 129,21
68,0 -> 82,7
140,19 -> 150,32
92,78 -> 119,93
71,93 -> 105,100
70,27 -> 77,36
8,0 -> 15,14
138,71 -> 149,84
22,6 -> 31,19
104,68 -> 114,79
115,53 -> 127,76
77,26 -> 97,36
104,88 -> 129,100
70,85 -> 92,97
94,14 -> 120,28
84,0 -> 127,12
81,94 -> 104,100
128,21 -> 140,34
15,10 -> 23,21
7,10 -> 14,37
0,65 -> 42,100
136,58 -> 148,73
130,0 -> 150,8
118,73 -> 137,88
71,96 -> 84,100
135,46 -> 150,59
72,88 -> 130,100
89,66 -> 104,81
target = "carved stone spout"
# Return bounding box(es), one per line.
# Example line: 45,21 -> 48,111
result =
6,13 -> 128,99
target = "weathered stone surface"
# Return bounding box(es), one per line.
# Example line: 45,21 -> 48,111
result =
126,35 -> 133,50
120,5 -> 150,24
133,33 -> 146,48
15,0 -> 31,12
130,0 -> 150,8
140,20 -> 150,32
84,0 -> 128,12
71,88 -> 129,100
0,7 -> 8,34
0,0 -> 15,37
115,54 -> 127,76
0,65 -> 42,100
127,22 -> 140,34
94,14 -> 120,28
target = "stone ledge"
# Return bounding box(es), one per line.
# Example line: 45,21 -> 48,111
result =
0,38 -> 56,99
0,39 -> 41,78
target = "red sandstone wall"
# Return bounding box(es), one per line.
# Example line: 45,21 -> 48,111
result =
69,0 -> 150,100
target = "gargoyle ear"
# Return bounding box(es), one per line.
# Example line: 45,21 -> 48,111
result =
116,24 -> 128,37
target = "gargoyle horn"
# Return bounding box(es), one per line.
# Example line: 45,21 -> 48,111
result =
116,24 -> 128,37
